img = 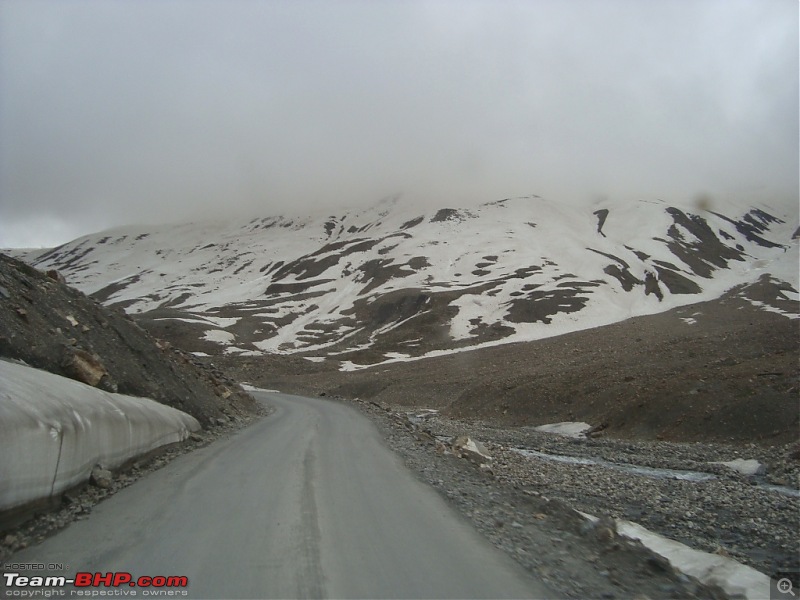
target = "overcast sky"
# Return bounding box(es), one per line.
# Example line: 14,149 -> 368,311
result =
1,0 -> 797,248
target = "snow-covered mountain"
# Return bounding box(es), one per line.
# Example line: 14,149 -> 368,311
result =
22,196 -> 799,367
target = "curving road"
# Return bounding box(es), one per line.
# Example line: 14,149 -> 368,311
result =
5,392 -> 554,599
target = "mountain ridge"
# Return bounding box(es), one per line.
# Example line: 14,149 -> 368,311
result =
16,195 -> 799,367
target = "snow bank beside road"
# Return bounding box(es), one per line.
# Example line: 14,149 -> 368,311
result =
615,519 -> 771,600
0,360 -> 200,511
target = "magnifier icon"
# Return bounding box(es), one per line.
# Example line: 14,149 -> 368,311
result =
778,578 -> 796,597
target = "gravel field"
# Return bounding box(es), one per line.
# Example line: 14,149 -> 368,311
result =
342,395 -> 799,598
431,413 -> 798,578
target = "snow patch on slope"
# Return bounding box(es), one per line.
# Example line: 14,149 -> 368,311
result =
533,422 -> 593,438
203,329 -> 235,344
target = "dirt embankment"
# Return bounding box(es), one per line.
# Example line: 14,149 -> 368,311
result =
222,284 -> 799,446
0,253 -> 256,425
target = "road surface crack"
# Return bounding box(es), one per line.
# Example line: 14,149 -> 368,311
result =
296,445 -> 325,598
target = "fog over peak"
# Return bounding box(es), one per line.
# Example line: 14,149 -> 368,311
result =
1,0 -> 797,248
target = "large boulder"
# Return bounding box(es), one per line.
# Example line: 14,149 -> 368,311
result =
61,347 -> 116,392
452,436 -> 492,465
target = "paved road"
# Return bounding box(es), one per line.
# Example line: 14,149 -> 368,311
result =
5,392 -> 554,599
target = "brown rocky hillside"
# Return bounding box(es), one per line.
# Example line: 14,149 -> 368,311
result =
0,253 -> 256,426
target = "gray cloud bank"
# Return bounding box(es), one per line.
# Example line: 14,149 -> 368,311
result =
1,0 -> 797,247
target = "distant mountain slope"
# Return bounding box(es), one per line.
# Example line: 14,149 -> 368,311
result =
24,196 -> 799,367
223,284 -> 800,445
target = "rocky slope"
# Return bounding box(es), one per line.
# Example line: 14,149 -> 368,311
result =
0,253 -> 256,426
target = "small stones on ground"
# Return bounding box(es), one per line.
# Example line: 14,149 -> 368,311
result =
344,396 -> 799,599
89,466 -> 113,489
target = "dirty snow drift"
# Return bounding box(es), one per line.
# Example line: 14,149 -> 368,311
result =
0,360 -> 200,511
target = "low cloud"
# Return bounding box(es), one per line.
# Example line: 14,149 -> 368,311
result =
1,0 -> 797,247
